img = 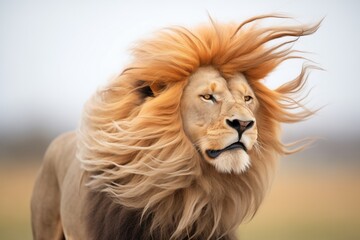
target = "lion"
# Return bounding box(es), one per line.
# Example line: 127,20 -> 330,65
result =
31,15 -> 320,240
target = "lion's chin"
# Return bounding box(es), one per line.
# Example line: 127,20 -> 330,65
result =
209,150 -> 251,174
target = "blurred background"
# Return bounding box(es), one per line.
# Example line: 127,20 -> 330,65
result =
1,0 -> 359,239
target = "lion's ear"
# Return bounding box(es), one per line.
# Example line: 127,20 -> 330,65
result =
150,82 -> 166,96
137,81 -> 166,98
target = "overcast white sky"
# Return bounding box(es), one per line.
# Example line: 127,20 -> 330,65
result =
1,0 -> 360,141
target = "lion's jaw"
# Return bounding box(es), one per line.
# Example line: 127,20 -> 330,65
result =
181,66 -> 258,174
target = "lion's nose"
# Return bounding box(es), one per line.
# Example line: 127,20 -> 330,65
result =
226,119 -> 254,135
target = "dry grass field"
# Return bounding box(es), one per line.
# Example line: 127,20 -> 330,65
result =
1,160 -> 359,240
0,163 -> 37,240
240,167 -> 360,240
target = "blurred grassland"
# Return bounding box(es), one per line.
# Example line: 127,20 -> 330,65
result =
0,160 -> 360,240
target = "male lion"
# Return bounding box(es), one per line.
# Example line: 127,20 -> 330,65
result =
31,15 -> 320,240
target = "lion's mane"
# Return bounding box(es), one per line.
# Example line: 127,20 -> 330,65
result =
78,15 -> 320,239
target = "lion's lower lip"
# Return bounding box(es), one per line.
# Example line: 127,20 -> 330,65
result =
205,142 -> 247,159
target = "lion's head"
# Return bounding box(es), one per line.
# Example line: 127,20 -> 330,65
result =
181,67 -> 258,174
78,15 -> 320,239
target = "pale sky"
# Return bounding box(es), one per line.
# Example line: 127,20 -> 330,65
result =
1,0 -> 360,141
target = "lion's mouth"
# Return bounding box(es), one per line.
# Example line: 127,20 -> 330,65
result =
205,142 -> 247,159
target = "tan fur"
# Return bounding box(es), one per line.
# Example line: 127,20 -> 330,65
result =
31,15 -> 320,240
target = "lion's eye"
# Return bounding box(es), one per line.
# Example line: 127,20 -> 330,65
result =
244,95 -> 253,103
201,94 -> 216,102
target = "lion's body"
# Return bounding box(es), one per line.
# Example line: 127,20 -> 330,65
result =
31,132 -> 87,239
31,132 -> 240,240
31,16 -> 320,240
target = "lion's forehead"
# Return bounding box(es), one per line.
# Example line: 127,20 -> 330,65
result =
187,66 -> 254,101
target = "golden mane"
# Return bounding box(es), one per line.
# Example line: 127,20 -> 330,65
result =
78,15 -> 320,239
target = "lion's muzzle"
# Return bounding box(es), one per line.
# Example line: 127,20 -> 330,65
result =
226,118 -> 254,141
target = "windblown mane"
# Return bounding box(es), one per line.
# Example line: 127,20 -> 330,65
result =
78,15 -> 320,239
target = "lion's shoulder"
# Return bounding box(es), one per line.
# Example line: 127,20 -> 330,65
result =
42,131 -> 77,185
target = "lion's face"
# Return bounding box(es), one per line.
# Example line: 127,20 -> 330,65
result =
181,66 -> 258,174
